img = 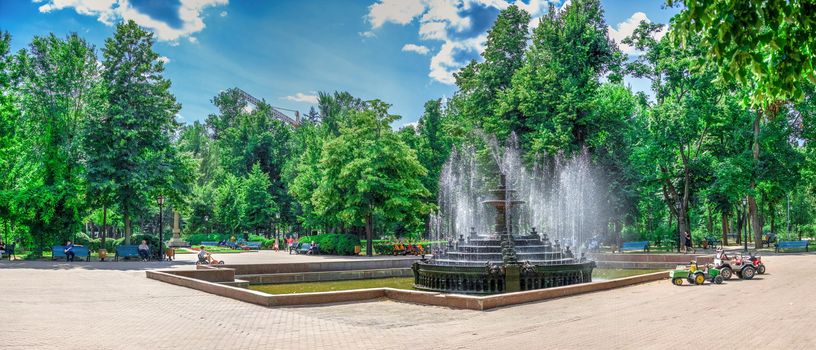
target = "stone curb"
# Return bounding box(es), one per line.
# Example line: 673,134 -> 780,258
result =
146,269 -> 669,311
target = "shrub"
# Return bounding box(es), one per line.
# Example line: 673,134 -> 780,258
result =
372,242 -> 394,255
298,234 -> 360,255
183,233 -> 228,245
73,232 -> 124,252
129,234 -> 161,254
248,234 -> 276,249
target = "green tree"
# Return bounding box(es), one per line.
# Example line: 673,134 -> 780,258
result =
242,163 -> 277,238
498,0 -> 618,154
669,0 -> 816,247
313,101 -> 431,255
101,20 -> 181,244
213,173 -> 244,236
15,33 -> 99,252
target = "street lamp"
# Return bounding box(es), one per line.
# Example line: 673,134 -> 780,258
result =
275,212 -> 281,239
157,195 -> 165,261
204,215 -> 210,235
742,197 -> 749,253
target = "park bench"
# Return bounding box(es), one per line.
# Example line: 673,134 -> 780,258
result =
296,243 -> 319,255
115,245 -> 143,261
775,240 -> 809,253
621,241 -> 649,252
0,243 -> 15,260
200,241 -> 219,247
703,236 -> 721,249
762,233 -> 777,248
52,245 -> 91,261
288,242 -> 301,254
244,242 -> 262,250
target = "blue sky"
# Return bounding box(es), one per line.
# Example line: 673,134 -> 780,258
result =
0,0 -> 678,126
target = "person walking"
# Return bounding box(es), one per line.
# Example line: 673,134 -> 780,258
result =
272,237 -> 279,252
684,231 -> 695,254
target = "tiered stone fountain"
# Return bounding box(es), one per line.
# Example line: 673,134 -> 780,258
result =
412,174 -> 596,294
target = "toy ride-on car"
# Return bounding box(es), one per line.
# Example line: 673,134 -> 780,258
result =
714,249 -> 760,280
669,261 -> 723,286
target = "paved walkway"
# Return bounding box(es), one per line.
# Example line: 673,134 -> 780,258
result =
2,253 -> 815,350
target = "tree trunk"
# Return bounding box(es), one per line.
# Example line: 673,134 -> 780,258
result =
124,213 -> 132,245
721,211 -> 729,246
735,206 -> 742,245
749,112 -> 762,249
678,206 -> 689,252
101,205 -> 107,247
365,212 -> 373,257
769,201 -> 776,234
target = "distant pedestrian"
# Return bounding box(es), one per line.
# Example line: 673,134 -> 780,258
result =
684,232 -> 695,254
64,240 -> 76,262
273,237 -> 279,252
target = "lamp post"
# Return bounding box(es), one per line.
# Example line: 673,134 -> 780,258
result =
742,197 -> 748,253
157,195 -> 165,261
205,215 -> 210,235
275,212 -> 281,239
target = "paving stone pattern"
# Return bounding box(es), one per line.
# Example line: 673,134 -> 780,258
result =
2,253 -> 815,349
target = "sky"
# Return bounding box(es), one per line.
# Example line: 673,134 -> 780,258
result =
0,0 -> 679,126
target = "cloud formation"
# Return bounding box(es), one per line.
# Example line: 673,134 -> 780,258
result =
157,56 -> 170,64
402,43 -> 430,55
285,92 -> 319,104
35,0 -> 228,42
365,0 -> 553,85
607,12 -> 667,55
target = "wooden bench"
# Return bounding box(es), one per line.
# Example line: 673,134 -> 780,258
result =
621,241 -> 649,252
115,245 -> 143,261
200,241 -> 219,247
245,242 -> 262,249
775,240 -> 809,253
52,245 -> 91,261
703,236 -> 721,249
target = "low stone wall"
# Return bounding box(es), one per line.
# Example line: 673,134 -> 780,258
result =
240,268 -> 412,284
147,268 -> 668,311
589,253 -> 713,269
219,257 -> 418,275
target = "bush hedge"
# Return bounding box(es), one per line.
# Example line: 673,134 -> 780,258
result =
183,233 -> 228,245
298,234 -> 360,255
73,232 -> 124,252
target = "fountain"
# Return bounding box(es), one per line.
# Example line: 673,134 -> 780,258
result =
412,135 -> 597,294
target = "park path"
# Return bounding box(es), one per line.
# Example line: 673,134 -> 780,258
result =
1,253 -> 814,349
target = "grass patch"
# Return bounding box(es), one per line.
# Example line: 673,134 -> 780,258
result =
249,277 -> 416,294
249,268 -> 661,294
592,268 -> 663,280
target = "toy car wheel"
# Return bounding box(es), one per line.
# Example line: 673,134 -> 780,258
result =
741,266 -> 755,280
694,273 -> 705,285
713,275 -> 723,284
720,267 -> 732,280
672,278 -> 683,286
219,261 -> 225,265
757,265 -> 766,274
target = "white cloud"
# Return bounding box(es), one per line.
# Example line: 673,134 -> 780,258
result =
219,11 -> 228,17
359,30 -> 377,38
157,56 -> 171,64
36,0 -> 229,42
608,11 -> 666,55
365,0 -> 553,85
367,0 -> 425,28
188,36 -> 198,44
402,43 -> 431,55
285,93 -> 319,104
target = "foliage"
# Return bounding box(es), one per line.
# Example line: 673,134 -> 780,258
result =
298,233 -> 360,255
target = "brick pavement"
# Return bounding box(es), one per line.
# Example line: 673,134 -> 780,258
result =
1,253 -> 815,350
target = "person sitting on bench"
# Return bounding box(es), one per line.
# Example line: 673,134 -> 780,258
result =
138,240 -> 150,261
64,240 -> 76,262
307,241 -> 316,255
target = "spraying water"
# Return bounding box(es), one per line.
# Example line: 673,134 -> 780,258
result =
429,133 -> 607,255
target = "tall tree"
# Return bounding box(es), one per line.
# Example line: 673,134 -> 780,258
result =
15,33 -> 99,252
101,20 -> 181,244
313,101 -> 431,255
242,163 -> 277,238
669,0 -> 816,247
498,0 -> 618,154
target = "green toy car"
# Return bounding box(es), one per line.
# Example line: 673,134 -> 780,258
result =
669,261 -> 723,286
